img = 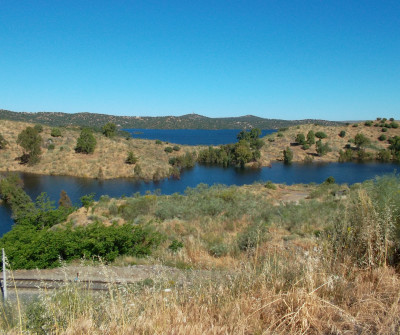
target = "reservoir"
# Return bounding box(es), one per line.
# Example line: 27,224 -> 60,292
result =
0,161 -> 398,236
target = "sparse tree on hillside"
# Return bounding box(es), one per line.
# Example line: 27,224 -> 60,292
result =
354,133 -> 370,149
102,122 -> 117,138
17,126 -> 42,164
283,147 -> 293,164
51,128 -> 62,137
307,130 -> 315,145
75,128 -> 97,154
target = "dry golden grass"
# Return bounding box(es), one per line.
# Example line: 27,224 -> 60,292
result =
261,121 -> 400,164
0,120 -> 205,180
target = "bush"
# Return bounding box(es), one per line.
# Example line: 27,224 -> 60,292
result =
306,130 -> 315,145
382,127 -> 388,132
50,128 -> 62,137
33,124 -> 43,133
164,147 -> 173,153
352,123 -> 359,127
75,128 -> 96,154
126,151 -> 138,164
173,145 -> 180,151
295,133 -> 306,145
155,139 -> 162,144
208,242 -> 228,257
0,133 -> 8,149
378,135 -> 387,141
339,130 -> 346,138
277,132 -> 284,138
390,122 -> 399,129
354,133 -> 370,149
102,123 -> 117,138
168,239 -> 184,253
339,149 -> 354,162
47,143 -> 55,150
376,149 -> 391,162
17,126 -> 42,165
316,140 -> 331,156
283,147 -> 293,164
302,143 -> 310,150
364,121 -> 373,126
315,131 -> 327,139
324,176 -> 335,184
237,221 -> 268,251
265,181 -> 277,190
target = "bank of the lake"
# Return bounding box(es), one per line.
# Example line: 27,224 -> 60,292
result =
0,161 -> 398,236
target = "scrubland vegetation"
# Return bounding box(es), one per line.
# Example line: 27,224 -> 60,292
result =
0,171 -> 399,333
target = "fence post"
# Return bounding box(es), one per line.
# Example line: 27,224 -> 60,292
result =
2,248 -> 7,301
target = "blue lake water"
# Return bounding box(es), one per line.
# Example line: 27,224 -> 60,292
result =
123,129 -> 277,145
0,162 -> 398,236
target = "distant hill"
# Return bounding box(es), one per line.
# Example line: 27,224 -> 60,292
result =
0,109 -> 344,129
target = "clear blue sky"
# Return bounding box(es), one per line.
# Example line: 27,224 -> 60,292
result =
1,1 -> 399,120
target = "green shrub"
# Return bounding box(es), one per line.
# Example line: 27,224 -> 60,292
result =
378,135 -> 387,141
265,181 -> 277,190
324,176 -> 335,184
352,123 -> 358,127
302,143 -> 310,150
390,121 -> 399,129
75,128 -> 96,154
155,139 -> 162,144
339,130 -> 346,138
376,149 -> 391,162
306,130 -> 315,145
237,221 -> 268,251
277,132 -> 284,137
209,242 -> 228,257
47,143 -> 55,150
164,147 -> 173,153
283,147 -> 293,164
168,239 -> 184,253
126,151 -> 138,164
382,127 -> 388,132
50,128 -> 62,137
173,145 -> 180,151
354,133 -> 370,149
316,140 -> 331,156
17,126 -> 42,165
364,121 -> 373,126
33,124 -> 43,133
102,122 -> 117,138
339,149 -> 354,162
295,133 -> 306,145
315,131 -> 327,139
0,133 -> 8,149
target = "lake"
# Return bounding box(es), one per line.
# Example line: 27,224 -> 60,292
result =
0,162 -> 398,236
123,128 -> 277,145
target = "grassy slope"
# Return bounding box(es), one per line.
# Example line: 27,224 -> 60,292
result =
261,121 -> 400,163
0,120 -> 204,179
3,179 -> 399,334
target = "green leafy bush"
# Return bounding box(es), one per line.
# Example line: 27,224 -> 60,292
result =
339,130 -> 346,138
283,147 -> 293,164
173,145 -> 180,151
164,147 -> 173,153
378,135 -> 387,141
50,128 -> 62,137
126,151 -> 138,164
75,128 -> 97,154
315,131 -> 327,139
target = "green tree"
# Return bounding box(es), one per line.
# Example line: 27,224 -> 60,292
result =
316,140 -> 331,156
0,133 -> 8,149
75,128 -> 97,154
17,126 -> 42,164
295,133 -> 306,145
354,133 -> 370,149
33,124 -> 43,133
51,128 -> 62,137
102,122 -> 117,138
80,193 -> 95,213
315,131 -> 327,139
283,147 -> 293,164
339,130 -> 346,138
306,130 -> 315,145
234,140 -> 253,167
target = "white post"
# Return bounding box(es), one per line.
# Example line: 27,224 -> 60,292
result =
2,248 -> 7,301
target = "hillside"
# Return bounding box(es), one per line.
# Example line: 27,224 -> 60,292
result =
0,109 -> 343,129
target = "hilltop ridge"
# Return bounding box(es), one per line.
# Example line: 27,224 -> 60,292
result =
0,109 -> 343,129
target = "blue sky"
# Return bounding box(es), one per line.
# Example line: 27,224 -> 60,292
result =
1,1 -> 399,120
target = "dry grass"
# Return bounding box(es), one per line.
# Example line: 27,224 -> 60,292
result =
0,120 -> 205,180
261,121 -> 400,164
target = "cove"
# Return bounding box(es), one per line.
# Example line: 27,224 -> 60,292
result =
123,128 -> 277,145
0,162 -> 398,236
